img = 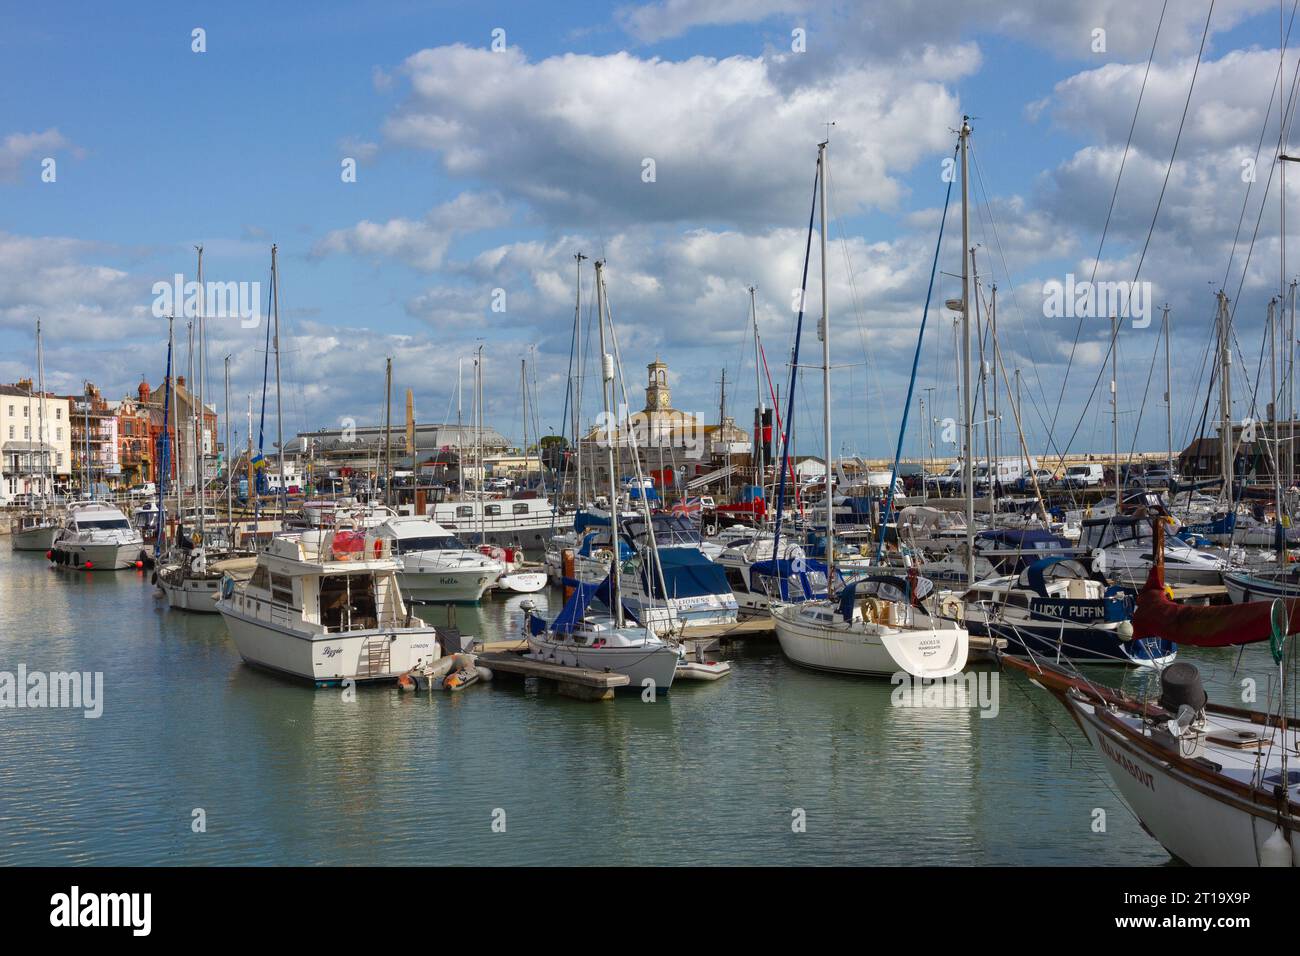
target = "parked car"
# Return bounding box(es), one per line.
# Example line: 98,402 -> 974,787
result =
1061,463 -> 1105,488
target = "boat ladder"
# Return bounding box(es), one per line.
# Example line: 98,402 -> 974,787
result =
359,635 -> 392,678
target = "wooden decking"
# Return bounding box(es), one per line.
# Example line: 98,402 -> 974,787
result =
474,651 -> 630,701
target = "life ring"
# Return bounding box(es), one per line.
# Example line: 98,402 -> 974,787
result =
191,531 -> 202,546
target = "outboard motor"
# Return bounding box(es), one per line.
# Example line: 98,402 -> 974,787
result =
1158,661 -> 1207,717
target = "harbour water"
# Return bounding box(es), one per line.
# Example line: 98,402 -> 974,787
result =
0,544 -> 1280,866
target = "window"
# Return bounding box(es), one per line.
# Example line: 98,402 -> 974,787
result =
22,405 -> 28,417
6,426 -> 11,440
56,427 -> 62,440
270,572 -> 294,606
249,566 -> 270,591
485,504 -> 501,516
56,407 -> 61,420
23,426 -> 29,440
513,503 -> 529,515
455,505 -> 473,518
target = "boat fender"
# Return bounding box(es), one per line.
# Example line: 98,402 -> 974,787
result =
1115,620 -> 1134,642
150,571 -> 158,586
1260,827 -> 1293,867
475,665 -> 493,682
373,539 -> 383,559
397,673 -> 417,692
222,576 -> 235,600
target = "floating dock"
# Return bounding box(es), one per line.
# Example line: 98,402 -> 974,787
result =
474,651 -> 630,701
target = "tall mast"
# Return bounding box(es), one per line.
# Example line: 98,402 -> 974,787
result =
595,260 -> 623,626
520,358 -> 529,491
476,343 -> 485,544
195,245 -> 206,540
456,356 -> 463,492
991,283 -> 1000,501
574,252 -> 587,508
384,356 -> 393,508
1217,291 -> 1234,498
750,286 -> 764,503
224,354 -> 232,543
35,318 -> 48,501
817,140 -> 834,582
270,244 -> 286,513
1162,304 -> 1173,477
1112,311 -> 1121,505
959,117 -> 975,583
170,334 -> 179,538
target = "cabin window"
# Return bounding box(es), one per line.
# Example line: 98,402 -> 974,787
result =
319,574 -> 378,631
485,505 -> 501,516
270,572 -> 294,606
725,566 -> 750,594
513,503 -> 529,516
456,506 -> 473,518
249,566 -> 270,591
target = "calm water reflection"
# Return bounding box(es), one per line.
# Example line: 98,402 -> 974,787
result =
0,544 -> 1278,865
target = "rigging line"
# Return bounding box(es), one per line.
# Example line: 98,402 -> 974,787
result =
1223,0 -> 1299,290
824,157 -> 891,443
1055,0 -> 1216,469
1048,0 -> 1169,444
873,149 -> 955,562
968,144 -> 1057,450
771,151 -> 821,562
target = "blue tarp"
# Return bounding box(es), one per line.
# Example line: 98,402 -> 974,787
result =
643,547 -> 731,601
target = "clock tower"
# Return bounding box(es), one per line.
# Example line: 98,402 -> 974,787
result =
646,357 -> 671,412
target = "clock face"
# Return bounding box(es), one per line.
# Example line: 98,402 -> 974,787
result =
656,391 -> 670,408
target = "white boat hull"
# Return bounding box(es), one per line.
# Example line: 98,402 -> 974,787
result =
397,566 -> 499,603
218,606 -> 440,684
772,605 -> 968,678
498,571 -> 548,593
159,574 -> 222,613
526,636 -> 679,692
56,540 -> 144,570
1071,698 -> 1297,866
11,525 -> 59,551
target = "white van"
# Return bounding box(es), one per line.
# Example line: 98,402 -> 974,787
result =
972,458 -> 1034,489
1063,463 -> 1105,487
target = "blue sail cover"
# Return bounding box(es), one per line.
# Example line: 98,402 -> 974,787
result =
750,558 -> 831,602
644,547 -> 730,601
529,575 -> 642,636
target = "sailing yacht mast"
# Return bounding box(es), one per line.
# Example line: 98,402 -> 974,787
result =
270,244 -> 286,513
959,117 -> 975,583
195,245 -> 206,543
35,319 -> 48,501
224,354 -> 233,543
818,140 -> 834,582
1162,304 -> 1173,478
574,252 -> 587,508
750,286 -> 764,503
594,259 -> 623,627
384,357 -> 393,508
1111,312 -> 1120,505
1217,291 -> 1234,499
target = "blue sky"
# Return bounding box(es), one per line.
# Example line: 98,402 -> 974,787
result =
1,0 -> 1295,464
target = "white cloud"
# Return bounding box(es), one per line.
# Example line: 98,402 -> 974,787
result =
311,191 -> 512,272
0,128 -> 73,183
379,44 -> 974,227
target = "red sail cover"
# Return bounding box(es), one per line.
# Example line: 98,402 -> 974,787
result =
1130,515 -> 1293,646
